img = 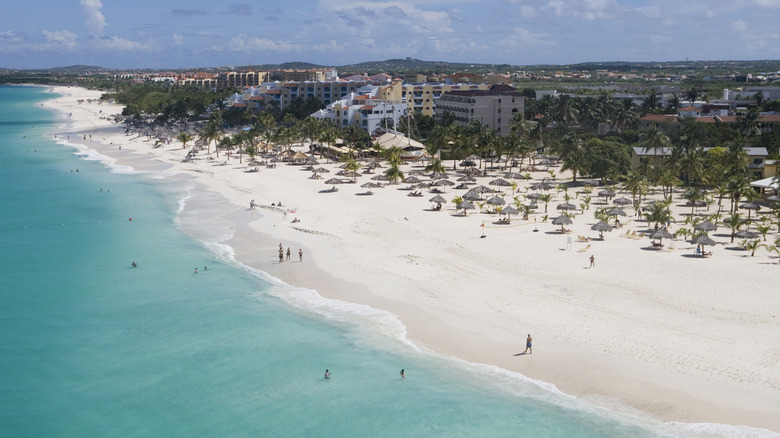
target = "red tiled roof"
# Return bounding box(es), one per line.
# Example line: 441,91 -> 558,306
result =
677,106 -> 699,112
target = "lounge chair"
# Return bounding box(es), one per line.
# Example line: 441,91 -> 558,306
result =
577,235 -> 590,242
578,244 -> 591,252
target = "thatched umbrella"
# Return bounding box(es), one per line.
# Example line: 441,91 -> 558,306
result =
591,220 -> 613,239
489,178 -> 512,187
500,205 -> 519,220
487,195 -> 505,206
694,221 -> 717,232
739,202 -> 761,220
402,176 -> 422,184
457,175 -> 476,182
597,189 -> 616,201
734,229 -> 759,239
530,181 -> 554,191
324,177 -> 344,190
456,200 -> 475,215
429,194 -> 447,211
649,228 -> 673,246
613,197 -> 633,206
360,181 -> 381,194
556,202 -> 577,211
459,160 -> 477,168
552,214 -> 573,233
692,234 -> 717,246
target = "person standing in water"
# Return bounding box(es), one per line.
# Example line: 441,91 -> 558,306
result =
324,369 -> 331,379
400,369 -> 405,379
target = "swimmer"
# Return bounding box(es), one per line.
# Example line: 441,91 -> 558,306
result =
324,369 -> 330,379
131,261 -> 137,267
400,369 -> 405,379
194,268 -> 198,274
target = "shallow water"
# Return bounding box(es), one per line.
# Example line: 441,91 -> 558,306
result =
0,85 -> 773,437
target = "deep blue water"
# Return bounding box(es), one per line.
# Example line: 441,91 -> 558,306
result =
0,85 -> 768,438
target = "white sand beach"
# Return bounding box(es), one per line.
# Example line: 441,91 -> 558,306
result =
45,86 -> 780,432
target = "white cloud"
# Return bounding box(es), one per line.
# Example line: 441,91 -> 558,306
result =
80,0 -> 107,36
172,34 -> 183,46
752,0 -> 780,8
42,29 -> 78,49
732,20 -> 748,32
228,34 -> 299,52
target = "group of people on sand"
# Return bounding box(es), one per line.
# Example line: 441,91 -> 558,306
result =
279,243 -> 303,263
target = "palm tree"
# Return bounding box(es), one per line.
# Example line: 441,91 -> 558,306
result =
551,94 -> 579,128
538,193 -> 552,213
424,158 -> 445,175
723,212 -> 744,243
665,94 -> 681,113
176,131 -> 193,149
384,164 -> 404,185
744,239 -> 761,256
199,119 -> 221,155
643,200 -> 673,229
556,132 -> 587,182
656,169 -> 681,200
612,99 -> 637,132
684,87 -> 701,106
623,171 -> 647,204
737,108 -> 762,137
641,92 -> 661,115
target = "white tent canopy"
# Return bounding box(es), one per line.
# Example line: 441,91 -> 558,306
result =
749,176 -> 779,191
373,131 -> 424,150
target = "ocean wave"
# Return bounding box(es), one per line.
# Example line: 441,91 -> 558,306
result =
54,138 -> 142,175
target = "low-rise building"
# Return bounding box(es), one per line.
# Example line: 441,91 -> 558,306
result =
435,85 -> 525,134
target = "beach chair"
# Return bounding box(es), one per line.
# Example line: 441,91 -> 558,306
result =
577,235 -> 590,242
578,243 -> 591,252
622,229 -> 631,237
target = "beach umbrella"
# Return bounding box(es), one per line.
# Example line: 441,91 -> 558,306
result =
694,221 -> 717,232
456,200 -> 475,215
606,207 -> 627,217
530,181 -> 554,191
487,195 -> 505,206
500,205 -> 519,216
402,176 -> 422,184
739,202 -> 761,220
597,189 -> 616,199
360,181 -> 381,194
429,172 -> 448,180
685,199 -> 707,214
429,195 -> 447,204
470,185 -> 494,194
312,167 -> 330,174
408,169 -> 426,176
504,172 -> 527,179
371,174 -> 390,181
764,195 -> 780,203
552,214 -> 572,232
526,192 -> 541,201
463,192 -> 482,201
459,160 -> 476,167
691,234 -> 717,246
734,229 -> 759,239
457,175 -> 476,182
591,220 -> 613,239
489,178 -> 512,187
324,177 -> 343,190
433,179 -> 455,187
613,197 -> 633,206
556,202 -> 577,211
649,228 -> 673,243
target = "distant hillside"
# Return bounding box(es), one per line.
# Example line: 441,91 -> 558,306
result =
338,58 -> 512,75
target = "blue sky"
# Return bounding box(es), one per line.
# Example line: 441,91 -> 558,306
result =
2,0 -> 780,69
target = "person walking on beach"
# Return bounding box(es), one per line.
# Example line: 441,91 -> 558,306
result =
589,254 -> 595,268
278,248 -> 284,263
299,249 -> 303,262
524,334 -> 533,354
286,247 -> 291,261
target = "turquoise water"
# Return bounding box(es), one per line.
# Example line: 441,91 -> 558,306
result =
0,85 -> 769,437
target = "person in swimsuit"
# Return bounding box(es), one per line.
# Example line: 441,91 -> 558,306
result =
324,369 -> 331,379
524,334 -> 532,354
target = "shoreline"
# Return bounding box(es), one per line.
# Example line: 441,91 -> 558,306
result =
42,85 -> 780,434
